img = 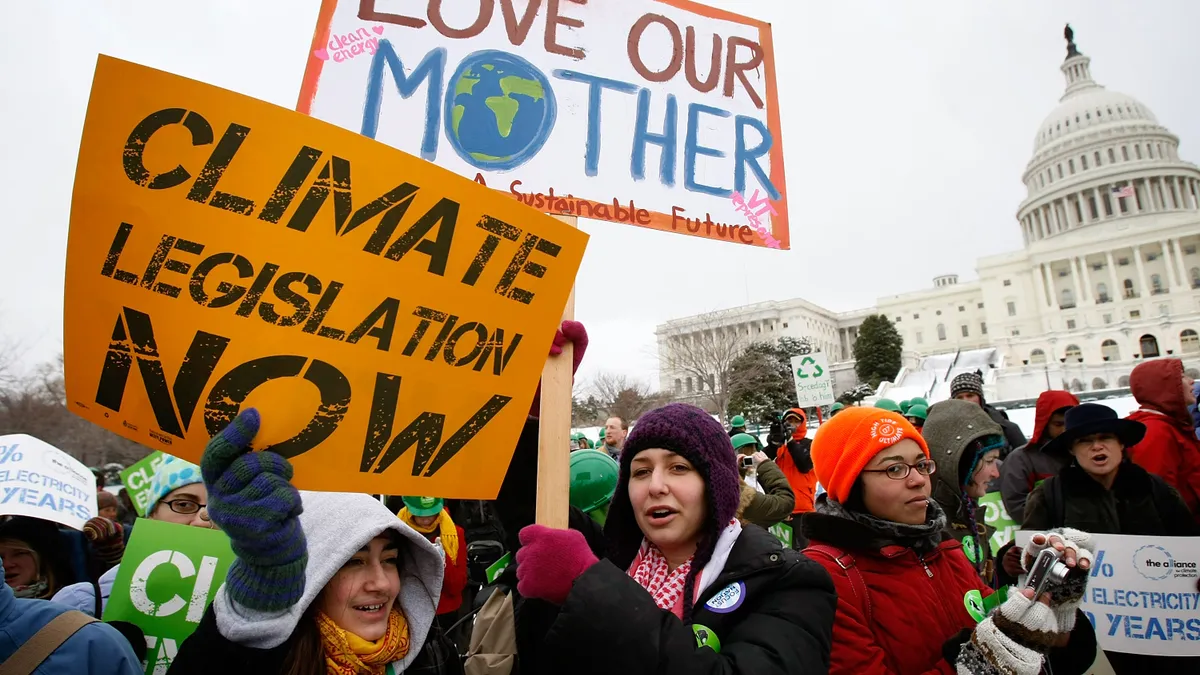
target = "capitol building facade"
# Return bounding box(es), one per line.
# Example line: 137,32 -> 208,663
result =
656,33 -> 1200,406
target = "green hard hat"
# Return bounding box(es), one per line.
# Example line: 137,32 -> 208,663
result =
909,397 -> 928,408
906,404 -> 929,421
730,415 -> 746,428
899,399 -> 912,414
569,450 -> 619,513
830,402 -> 844,411
402,496 -> 444,517
730,433 -> 758,451
598,428 -> 606,439
874,398 -> 901,412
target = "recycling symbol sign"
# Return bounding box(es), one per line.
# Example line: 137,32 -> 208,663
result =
790,353 -> 834,407
795,356 -> 825,379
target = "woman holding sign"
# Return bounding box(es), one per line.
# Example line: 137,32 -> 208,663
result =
169,409 -> 460,675
800,406 -> 1099,675
1021,404 -> 1199,675
52,454 -> 213,616
506,402 -> 836,675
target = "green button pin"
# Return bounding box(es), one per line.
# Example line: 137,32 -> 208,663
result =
693,624 -> 721,652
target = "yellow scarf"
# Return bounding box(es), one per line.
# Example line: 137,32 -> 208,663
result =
397,508 -> 459,562
316,608 -> 410,675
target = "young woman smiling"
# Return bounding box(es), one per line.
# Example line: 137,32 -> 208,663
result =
168,409 -> 456,675
511,403 -> 835,675
802,407 -> 1099,675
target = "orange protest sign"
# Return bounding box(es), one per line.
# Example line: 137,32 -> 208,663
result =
64,55 -> 587,498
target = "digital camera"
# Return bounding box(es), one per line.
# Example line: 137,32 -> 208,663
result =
1024,548 -> 1071,598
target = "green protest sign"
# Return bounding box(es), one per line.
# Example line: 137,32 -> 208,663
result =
104,518 -> 235,674
119,452 -> 166,517
769,521 -> 794,548
979,492 -> 1018,555
486,552 -> 513,584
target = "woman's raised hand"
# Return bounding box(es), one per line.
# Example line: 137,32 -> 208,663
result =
201,408 -> 309,612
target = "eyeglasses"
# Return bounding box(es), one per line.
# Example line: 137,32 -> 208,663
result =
861,459 -> 937,480
161,499 -> 207,515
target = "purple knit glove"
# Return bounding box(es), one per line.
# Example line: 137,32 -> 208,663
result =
516,524 -> 598,604
201,408 -> 308,612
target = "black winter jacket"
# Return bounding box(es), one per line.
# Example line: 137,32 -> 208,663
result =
496,418 -> 836,675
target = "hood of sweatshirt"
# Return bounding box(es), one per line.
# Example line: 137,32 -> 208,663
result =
921,400 -> 1002,519
1028,390 -> 1080,447
213,491 -> 444,665
1131,358 -> 1192,428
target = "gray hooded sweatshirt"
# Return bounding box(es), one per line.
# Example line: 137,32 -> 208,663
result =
211,491 -> 445,671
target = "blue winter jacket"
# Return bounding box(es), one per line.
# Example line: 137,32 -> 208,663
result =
0,576 -> 141,674
1191,381 -> 1200,440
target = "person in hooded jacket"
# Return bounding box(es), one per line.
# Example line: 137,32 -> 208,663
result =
505,403 -> 835,675
949,372 -> 1027,454
772,408 -> 820,515
921,400 -> 1005,588
801,406 -> 1099,675
1021,403 -> 1198,675
168,409 -> 458,675
1126,358 -> 1200,520
998,390 -> 1079,524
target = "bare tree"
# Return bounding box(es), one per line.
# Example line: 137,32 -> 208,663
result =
657,312 -> 769,422
0,353 -> 151,468
588,371 -> 669,423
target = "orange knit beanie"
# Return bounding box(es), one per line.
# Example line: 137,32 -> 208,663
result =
811,406 -> 930,504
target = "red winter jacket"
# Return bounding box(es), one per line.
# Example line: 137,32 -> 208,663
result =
1128,359 -> 1200,520
802,511 -> 990,675
420,525 -> 468,616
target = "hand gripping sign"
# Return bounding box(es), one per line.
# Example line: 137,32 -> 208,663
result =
104,519 -> 236,675
0,434 -> 98,530
64,56 -> 586,499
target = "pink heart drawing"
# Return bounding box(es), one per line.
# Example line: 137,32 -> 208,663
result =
313,47 -> 329,61
372,24 -> 384,35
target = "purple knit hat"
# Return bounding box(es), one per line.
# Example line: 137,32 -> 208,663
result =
603,403 -> 741,617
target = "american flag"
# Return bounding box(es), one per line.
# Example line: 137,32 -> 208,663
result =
1111,185 -> 1135,198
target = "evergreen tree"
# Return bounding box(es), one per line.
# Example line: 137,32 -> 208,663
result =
726,336 -> 812,422
853,314 -> 903,388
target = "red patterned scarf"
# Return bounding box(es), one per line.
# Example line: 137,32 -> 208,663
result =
629,542 -> 694,619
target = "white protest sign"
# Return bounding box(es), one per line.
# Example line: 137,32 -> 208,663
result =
298,0 -> 790,250
1016,531 -> 1200,657
791,353 -> 834,407
0,434 -> 98,530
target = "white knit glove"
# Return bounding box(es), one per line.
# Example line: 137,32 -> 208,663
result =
956,591 -> 1059,675
1020,528 -> 1094,631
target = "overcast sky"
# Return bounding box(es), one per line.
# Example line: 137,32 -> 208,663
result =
2,1 -> 1198,394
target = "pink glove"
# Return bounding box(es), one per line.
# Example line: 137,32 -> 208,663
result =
515,524 -> 598,604
530,321 -> 588,418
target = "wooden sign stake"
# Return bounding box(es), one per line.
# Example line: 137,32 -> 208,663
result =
535,215 -> 578,528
